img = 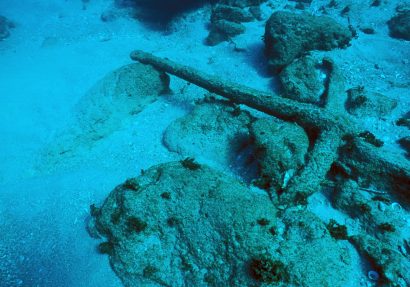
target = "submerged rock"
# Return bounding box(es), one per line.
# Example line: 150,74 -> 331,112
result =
279,209 -> 358,286
94,161 -> 278,286
351,234 -> 410,287
163,100 -> 253,168
206,1 -> 266,46
345,87 -> 397,118
264,11 -> 353,71
211,4 -> 254,23
40,63 -> 169,169
250,117 -> 309,192
92,161 -> 359,286
279,56 -> 327,105
206,19 -> 246,45
72,63 -> 169,140
388,10 -> 410,41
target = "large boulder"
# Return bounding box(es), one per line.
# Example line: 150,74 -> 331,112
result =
93,161 -> 278,287
264,11 -> 353,71
91,161 -> 359,286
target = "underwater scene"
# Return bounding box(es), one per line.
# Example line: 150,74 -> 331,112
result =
0,0 -> 409,286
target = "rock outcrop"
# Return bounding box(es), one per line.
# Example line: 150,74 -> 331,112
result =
264,11 -> 353,71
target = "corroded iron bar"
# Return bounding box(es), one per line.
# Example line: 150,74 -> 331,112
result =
130,50 -> 349,133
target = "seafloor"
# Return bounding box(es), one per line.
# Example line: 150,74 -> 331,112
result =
0,0 -> 409,287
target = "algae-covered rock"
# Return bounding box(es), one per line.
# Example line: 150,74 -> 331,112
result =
332,180 -> 372,219
206,0 -> 266,46
388,10 -> 410,41
206,19 -> 246,46
333,180 -> 409,242
345,87 -> 397,118
211,4 -> 254,23
279,56 -> 326,105
41,63 -> 169,168
279,209 -> 359,287
340,139 -> 410,207
351,234 -> 410,287
93,161 -> 278,287
332,179 -> 410,287
92,162 -> 359,286
264,11 -> 353,71
163,100 -> 253,168
250,117 -> 309,191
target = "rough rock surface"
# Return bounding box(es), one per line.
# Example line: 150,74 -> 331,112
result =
332,180 -> 410,287
94,161 -> 278,287
250,117 -> 309,192
206,19 -> 246,45
279,56 -> 326,105
264,11 -> 353,71
92,161 -> 359,287
345,87 -> 397,118
388,10 -> 410,41
163,100 -> 253,168
206,0 -> 266,46
40,63 -> 169,169
351,234 -> 410,287
211,4 -> 253,23
279,209 -> 359,287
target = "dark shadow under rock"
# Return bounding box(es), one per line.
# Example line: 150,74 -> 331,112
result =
0,16 -> 14,41
115,0 -> 210,25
